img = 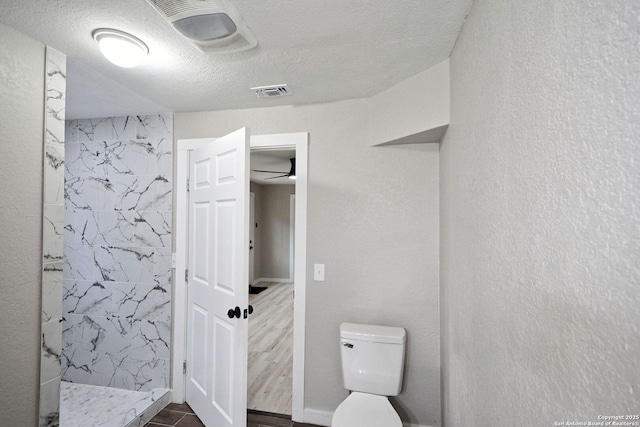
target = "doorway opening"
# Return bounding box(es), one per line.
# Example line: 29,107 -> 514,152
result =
172,132 -> 308,423
247,149 -> 297,416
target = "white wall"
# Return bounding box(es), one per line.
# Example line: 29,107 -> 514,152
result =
369,59 -> 450,145
440,0 -> 640,426
175,97 -> 441,425
258,184 -> 295,280
0,23 -> 45,426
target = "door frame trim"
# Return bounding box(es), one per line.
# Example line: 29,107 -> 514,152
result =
289,194 -> 295,283
172,132 -> 308,422
249,192 -> 256,285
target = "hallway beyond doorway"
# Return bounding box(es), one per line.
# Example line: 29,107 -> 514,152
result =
248,281 -> 294,415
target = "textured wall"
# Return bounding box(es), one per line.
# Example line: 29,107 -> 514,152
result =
62,114 -> 173,391
0,23 -> 45,426
176,98 -> 441,426
440,1 -> 640,426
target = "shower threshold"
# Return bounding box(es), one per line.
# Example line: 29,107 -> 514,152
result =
60,381 -> 170,427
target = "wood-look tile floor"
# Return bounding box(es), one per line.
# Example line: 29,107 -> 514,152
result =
248,281 -> 294,415
144,404 -> 320,427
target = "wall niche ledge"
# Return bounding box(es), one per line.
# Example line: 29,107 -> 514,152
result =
374,124 -> 448,147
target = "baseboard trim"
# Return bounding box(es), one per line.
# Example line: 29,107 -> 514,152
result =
302,408 -> 333,426
254,277 -> 292,284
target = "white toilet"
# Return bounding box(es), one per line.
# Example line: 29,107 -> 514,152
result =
332,323 -> 406,427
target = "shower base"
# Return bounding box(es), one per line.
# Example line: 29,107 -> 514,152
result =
60,381 -> 170,427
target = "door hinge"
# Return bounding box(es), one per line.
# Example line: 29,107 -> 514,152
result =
186,178 -> 190,192
183,361 -> 187,374
185,269 -> 188,282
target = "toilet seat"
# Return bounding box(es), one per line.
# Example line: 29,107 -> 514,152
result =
331,392 -> 402,427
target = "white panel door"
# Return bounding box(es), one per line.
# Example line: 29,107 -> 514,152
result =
186,128 -> 250,427
249,192 -> 255,284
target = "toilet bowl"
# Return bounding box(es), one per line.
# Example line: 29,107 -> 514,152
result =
332,392 -> 402,427
331,323 -> 406,427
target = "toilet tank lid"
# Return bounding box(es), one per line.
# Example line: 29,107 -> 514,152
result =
340,323 -> 406,344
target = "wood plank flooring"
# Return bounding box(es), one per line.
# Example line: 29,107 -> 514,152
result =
248,281 -> 294,415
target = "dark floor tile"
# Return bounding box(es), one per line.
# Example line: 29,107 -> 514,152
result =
176,413 -> 206,427
165,402 -> 195,414
146,408 -> 323,427
148,409 -> 186,426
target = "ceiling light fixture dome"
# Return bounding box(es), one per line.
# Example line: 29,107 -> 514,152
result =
92,28 -> 149,68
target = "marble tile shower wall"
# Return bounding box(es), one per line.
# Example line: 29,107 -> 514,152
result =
62,114 -> 173,392
40,46 -> 66,427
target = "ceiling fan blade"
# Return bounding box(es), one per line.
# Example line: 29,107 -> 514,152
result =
251,169 -> 287,174
288,158 -> 295,177
265,174 -> 289,180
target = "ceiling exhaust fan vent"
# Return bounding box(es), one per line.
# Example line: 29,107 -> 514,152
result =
148,0 -> 206,18
251,85 -> 291,98
145,0 -> 257,54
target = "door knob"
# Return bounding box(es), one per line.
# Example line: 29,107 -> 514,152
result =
227,306 -> 241,319
243,305 -> 254,319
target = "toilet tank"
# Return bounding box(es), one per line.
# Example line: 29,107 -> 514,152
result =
340,323 -> 406,396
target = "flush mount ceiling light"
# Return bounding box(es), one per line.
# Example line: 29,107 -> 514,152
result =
92,28 -> 149,68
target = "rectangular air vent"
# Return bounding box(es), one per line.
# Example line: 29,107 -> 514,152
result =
148,0 -> 218,18
251,85 -> 291,98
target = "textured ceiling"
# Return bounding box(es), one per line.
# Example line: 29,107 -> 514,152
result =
0,0 -> 471,119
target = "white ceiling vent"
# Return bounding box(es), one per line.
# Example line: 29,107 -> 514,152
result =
251,85 -> 292,98
146,0 -> 257,54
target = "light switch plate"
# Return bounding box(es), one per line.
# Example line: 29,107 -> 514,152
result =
314,264 -> 325,281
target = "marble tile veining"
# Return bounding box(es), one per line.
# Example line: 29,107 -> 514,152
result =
45,142 -> 65,204
111,174 -> 172,212
75,117 -> 136,143
41,45 -> 67,427
72,210 -> 171,248
134,114 -> 172,141
41,320 -> 63,384
60,381 -> 169,427
63,280 -> 112,316
43,204 -> 64,263
63,114 -> 173,391
43,262 -> 63,323
39,377 -> 61,427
